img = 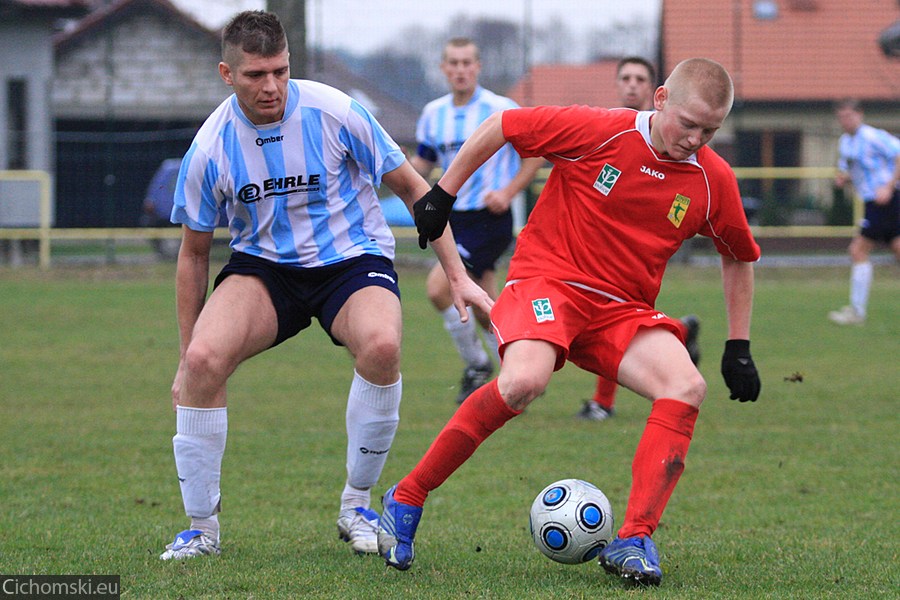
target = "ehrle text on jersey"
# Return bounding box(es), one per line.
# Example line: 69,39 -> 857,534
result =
237,173 -> 322,204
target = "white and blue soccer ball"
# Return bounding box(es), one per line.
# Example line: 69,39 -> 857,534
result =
529,478 -> 615,564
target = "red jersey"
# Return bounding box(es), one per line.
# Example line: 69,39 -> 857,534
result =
503,106 -> 760,306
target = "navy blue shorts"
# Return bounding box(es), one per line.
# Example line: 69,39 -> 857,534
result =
449,209 -> 514,278
860,190 -> 900,244
214,252 -> 401,347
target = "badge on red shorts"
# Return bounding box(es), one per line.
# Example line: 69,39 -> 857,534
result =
531,298 -> 555,322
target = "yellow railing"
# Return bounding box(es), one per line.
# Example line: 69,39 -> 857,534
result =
0,166 -> 857,269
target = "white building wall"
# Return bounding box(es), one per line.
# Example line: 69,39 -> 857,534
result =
53,12 -> 229,121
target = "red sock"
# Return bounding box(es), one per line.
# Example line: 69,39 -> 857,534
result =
395,380 -> 520,507
592,376 -> 618,411
618,398 -> 699,539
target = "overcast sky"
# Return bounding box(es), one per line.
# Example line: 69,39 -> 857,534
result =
172,0 -> 660,54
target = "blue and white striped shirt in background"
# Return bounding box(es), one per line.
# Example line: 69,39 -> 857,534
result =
838,123 -> 900,202
172,79 -> 405,267
415,86 -> 522,212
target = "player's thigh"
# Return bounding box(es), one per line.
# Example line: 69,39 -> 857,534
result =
330,286 -> 402,374
617,327 -> 705,406
475,269 -> 499,300
425,262 -> 452,308
192,274 -> 278,365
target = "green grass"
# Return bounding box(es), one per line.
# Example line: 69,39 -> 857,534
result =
0,260 -> 897,599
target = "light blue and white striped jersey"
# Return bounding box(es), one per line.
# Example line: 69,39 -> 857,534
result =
172,79 -> 406,267
838,123 -> 900,202
416,86 -> 522,212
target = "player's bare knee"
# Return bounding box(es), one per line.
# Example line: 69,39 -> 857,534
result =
357,333 -> 401,377
498,374 -> 547,411
183,342 -> 230,382
677,372 -> 707,407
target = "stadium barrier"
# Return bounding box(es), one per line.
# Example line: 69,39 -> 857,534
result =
0,166 -> 858,269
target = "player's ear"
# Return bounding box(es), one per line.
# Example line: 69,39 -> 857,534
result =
653,86 -> 667,111
219,62 -> 233,86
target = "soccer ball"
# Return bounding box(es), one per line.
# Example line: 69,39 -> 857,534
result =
529,478 -> 614,564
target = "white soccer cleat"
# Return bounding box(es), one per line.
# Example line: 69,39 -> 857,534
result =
337,507 -> 380,555
828,305 -> 865,325
159,529 -> 220,561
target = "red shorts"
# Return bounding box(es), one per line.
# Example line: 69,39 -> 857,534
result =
490,277 -> 685,380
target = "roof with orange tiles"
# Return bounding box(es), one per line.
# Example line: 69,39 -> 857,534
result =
662,0 -> 900,101
506,61 -> 626,108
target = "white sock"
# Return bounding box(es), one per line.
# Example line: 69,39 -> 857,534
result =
849,261 -> 872,317
345,371 -> 401,492
442,306 -> 490,368
191,515 -> 220,543
173,406 -> 227,535
341,482 -> 371,512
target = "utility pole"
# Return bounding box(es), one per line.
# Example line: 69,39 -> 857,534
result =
267,0 -> 306,78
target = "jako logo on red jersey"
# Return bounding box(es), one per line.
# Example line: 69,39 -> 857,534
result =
641,165 -> 666,180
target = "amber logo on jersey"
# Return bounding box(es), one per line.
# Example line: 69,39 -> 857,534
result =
668,194 -> 691,228
531,298 -> 555,323
593,164 -> 622,196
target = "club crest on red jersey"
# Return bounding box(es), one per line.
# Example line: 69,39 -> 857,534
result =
593,164 -> 622,196
668,194 -> 691,228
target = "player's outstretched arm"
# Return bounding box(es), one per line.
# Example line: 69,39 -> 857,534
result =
410,111 -> 511,246
384,162 -> 494,322
172,227 -> 214,410
437,111 -> 508,196
719,257 -> 760,402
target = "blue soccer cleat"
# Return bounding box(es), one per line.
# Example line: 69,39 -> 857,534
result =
598,535 -> 663,586
377,484 -> 423,571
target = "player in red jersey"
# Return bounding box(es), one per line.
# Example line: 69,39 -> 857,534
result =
379,58 -> 761,586
576,56 -> 701,423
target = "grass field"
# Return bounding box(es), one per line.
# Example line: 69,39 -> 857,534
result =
0,256 -> 897,599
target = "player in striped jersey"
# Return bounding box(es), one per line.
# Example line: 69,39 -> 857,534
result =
160,10 -> 492,561
828,98 -> 900,325
411,38 -> 544,404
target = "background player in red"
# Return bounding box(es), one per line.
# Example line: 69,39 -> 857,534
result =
576,56 -> 700,423
379,58 -> 762,587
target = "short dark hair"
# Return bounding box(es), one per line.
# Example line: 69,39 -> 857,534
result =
222,10 -> 288,63
616,56 -> 656,82
835,98 -> 862,113
443,37 -> 479,61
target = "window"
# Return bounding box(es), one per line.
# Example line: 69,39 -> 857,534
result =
753,0 -> 779,20
6,79 -> 27,169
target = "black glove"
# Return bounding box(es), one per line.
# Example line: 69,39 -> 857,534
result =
720,339 -> 761,402
413,184 -> 456,249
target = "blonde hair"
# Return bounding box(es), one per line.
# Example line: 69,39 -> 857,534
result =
664,58 -> 734,112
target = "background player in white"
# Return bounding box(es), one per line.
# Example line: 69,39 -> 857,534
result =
828,98 -> 900,325
410,37 -> 543,404
160,10 -> 491,560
